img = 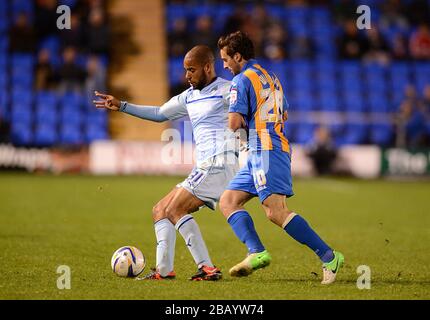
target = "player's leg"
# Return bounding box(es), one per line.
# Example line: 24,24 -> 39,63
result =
141,187 -> 179,279
219,161 -> 272,277
262,194 -> 344,284
166,187 -> 222,280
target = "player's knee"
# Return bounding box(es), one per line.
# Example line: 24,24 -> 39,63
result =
265,208 -> 284,227
165,206 -> 185,225
152,203 -> 167,222
219,193 -> 233,217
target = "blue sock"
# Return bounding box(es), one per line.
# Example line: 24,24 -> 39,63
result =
227,210 -> 265,254
284,214 -> 334,263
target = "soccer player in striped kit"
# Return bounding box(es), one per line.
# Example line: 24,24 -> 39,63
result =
218,31 -> 344,284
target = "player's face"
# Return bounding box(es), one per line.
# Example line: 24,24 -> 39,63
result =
183,58 -> 208,90
220,48 -> 241,76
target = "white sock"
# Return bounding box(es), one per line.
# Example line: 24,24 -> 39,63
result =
175,214 -> 214,269
154,218 -> 176,277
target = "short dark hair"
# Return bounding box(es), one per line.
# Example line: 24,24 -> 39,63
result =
217,31 -> 255,60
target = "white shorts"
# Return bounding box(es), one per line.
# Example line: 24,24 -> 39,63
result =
177,152 -> 239,210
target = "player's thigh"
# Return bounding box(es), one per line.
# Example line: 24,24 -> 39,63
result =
219,189 -> 254,218
165,187 -> 205,224
152,187 -> 180,222
261,194 -> 293,227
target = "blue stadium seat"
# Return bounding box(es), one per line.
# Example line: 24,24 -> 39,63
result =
35,106 -> 57,125
169,58 -> 185,86
60,108 -> 83,125
86,109 -> 108,128
60,123 -> 84,145
85,124 -> 109,143
293,90 -> 315,111
370,122 -> 394,146
319,92 -> 340,111
339,61 -> 361,76
294,122 -> 317,144
34,123 -> 58,147
11,122 -> 33,146
61,92 -> 84,111
368,93 -> 390,113
12,90 -> 33,105
11,54 -> 34,68
36,91 -> 58,108
11,105 -> 32,124
343,122 -> 369,145
344,93 -> 366,112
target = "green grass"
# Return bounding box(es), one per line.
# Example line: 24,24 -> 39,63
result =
0,173 -> 429,300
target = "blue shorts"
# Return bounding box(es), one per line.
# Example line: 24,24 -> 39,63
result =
227,150 -> 294,203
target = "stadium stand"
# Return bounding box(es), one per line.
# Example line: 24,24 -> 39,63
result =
0,0 -> 109,147
166,0 -> 430,148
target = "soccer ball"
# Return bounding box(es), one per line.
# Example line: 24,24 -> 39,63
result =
111,246 -> 146,277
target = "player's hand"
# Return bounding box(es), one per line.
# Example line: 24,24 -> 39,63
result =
93,91 -> 121,111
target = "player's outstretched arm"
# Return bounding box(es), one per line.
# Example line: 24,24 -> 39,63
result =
93,91 -> 169,123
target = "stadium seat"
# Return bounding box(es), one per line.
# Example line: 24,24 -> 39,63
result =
319,92 -> 340,111
85,124 -> 109,143
169,58 -> 186,86
60,108 -> 83,126
35,106 -> 57,125
10,121 -> 33,146
34,123 -> 58,147
36,91 -> 58,108
368,93 -> 390,113
294,122 -> 317,144
343,122 -> 369,145
370,122 -> 394,146
60,123 -> 84,145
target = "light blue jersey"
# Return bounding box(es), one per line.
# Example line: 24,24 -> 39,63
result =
160,77 -> 234,165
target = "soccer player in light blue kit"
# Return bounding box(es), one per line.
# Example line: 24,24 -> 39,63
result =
93,46 -> 238,281
218,31 -> 344,284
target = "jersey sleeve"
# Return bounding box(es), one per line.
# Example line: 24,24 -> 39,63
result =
228,75 -> 249,117
159,90 -> 189,120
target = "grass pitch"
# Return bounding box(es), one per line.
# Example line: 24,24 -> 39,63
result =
0,173 -> 429,300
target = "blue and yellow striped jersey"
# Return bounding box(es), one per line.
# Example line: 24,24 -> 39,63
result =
229,59 -> 290,153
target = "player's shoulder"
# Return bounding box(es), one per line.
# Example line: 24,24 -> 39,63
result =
231,72 -> 251,89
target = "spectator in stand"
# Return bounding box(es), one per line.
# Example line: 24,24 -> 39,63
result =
409,23 -> 430,60
57,46 -> 87,94
379,0 -> 409,34
84,56 -> 106,103
263,22 -> 288,61
421,85 -> 430,114
60,13 -> 85,51
391,33 -> 409,60
86,10 -> 110,55
338,19 -> 368,59
191,15 -> 217,51
307,126 -> 338,176
290,35 -> 314,60
9,12 -> 36,53
35,48 -> 57,90
251,3 -> 271,32
223,4 -> 246,35
405,0 -> 430,26
0,114 -> 10,143
168,18 -> 191,58
363,26 -> 391,65
396,85 -> 429,148
332,0 -> 357,23
35,0 -> 59,40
